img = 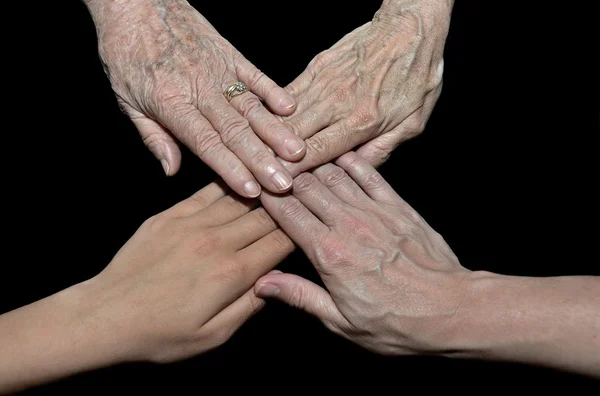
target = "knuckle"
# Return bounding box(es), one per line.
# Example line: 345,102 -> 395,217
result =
220,118 -> 251,149
305,135 -> 331,164
348,106 -> 380,135
288,283 -> 308,309
318,165 -> 348,187
292,172 -> 318,192
314,238 -> 350,268
246,67 -> 268,90
237,95 -> 263,119
362,170 -> 386,190
278,197 -> 306,219
194,131 -> 223,159
248,146 -> 275,167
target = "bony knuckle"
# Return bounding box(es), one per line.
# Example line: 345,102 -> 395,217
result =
237,95 -> 263,118
320,165 -> 348,187
249,146 -> 275,167
289,283 -> 307,309
293,172 -> 318,192
315,238 -> 350,268
192,230 -> 222,253
305,136 -> 330,163
362,171 -> 385,190
246,68 -> 267,89
195,133 -> 222,158
278,197 -> 305,219
221,118 -> 251,147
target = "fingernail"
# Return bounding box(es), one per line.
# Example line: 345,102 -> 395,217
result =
160,159 -> 169,176
285,138 -> 305,156
280,97 -> 295,109
243,181 -> 261,197
256,284 -> 280,298
272,171 -> 292,191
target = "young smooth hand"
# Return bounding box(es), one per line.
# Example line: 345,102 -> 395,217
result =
0,181 -> 294,393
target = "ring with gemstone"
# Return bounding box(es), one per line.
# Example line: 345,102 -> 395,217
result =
223,82 -> 248,102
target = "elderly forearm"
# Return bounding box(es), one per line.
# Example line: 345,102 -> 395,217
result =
0,282 -> 129,394
444,272 -> 600,378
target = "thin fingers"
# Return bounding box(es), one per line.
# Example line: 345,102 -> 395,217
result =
236,229 -> 295,277
161,106 -> 262,198
169,180 -> 230,217
200,286 -> 267,348
235,57 -> 296,115
201,94 -> 294,193
217,207 -> 278,250
229,91 -> 306,161
312,163 -> 371,207
290,172 -> 349,226
260,191 -> 329,254
192,193 -> 258,227
283,102 -> 333,140
335,151 -> 399,205
280,121 -> 362,178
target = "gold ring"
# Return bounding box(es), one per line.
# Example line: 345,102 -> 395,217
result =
223,82 -> 248,102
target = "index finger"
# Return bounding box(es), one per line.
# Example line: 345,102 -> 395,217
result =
260,191 -> 329,256
279,121 -> 366,178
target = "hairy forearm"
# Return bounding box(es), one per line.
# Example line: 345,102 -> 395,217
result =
0,283 -> 128,394
445,272 -> 600,377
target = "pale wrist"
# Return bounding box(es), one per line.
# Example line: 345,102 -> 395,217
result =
440,271 -> 600,376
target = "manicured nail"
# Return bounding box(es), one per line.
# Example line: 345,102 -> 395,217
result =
272,171 -> 292,191
256,284 -> 280,298
280,97 -> 295,109
285,138 -> 305,156
160,159 -> 169,176
243,181 -> 261,197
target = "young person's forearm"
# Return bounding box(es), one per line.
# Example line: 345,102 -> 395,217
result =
0,283 -> 129,394
445,272 -> 600,378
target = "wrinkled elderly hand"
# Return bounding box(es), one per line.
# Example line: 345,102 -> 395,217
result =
279,2 -> 452,173
255,152 -> 470,355
84,0 -> 306,197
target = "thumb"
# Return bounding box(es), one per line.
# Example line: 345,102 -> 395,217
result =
131,116 -> 182,176
254,272 -> 349,330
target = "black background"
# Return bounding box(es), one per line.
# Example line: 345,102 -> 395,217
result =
2,0 -> 598,392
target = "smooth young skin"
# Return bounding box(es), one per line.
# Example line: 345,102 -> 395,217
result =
278,0 -> 453,173
255,152 -> 600,378
0,182 -> 294,394
82,0 -> 306,197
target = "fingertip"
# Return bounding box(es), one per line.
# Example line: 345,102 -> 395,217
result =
275,91 -> 297,115
242,180 -> 262,198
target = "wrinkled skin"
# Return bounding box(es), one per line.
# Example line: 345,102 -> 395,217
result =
278,3 -> 451,174
89,0 -> 305,197
255,152 -> 470,355
83,181 -> 294,363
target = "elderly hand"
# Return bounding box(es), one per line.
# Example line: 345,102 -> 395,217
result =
255,152 -> 470,355
278,1 -> 452,173
84,0 -> 306,197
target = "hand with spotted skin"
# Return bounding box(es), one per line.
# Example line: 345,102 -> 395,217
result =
278,0 -> 453,174
0,182 -> 295,393
82,0 -> 306,197
255,152 -> 600,378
